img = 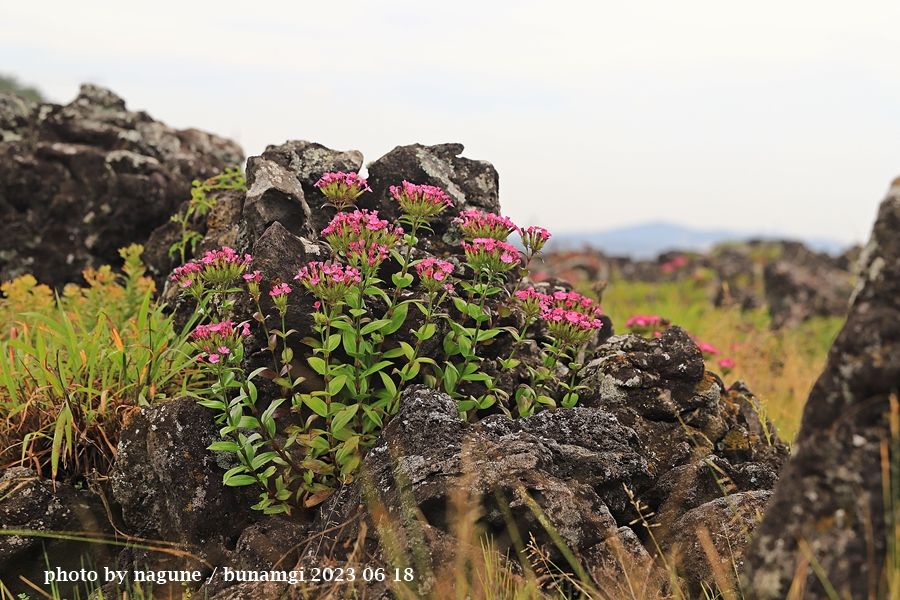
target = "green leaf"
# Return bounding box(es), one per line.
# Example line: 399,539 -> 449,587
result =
362,404 -> 384,428
378,371 -> 397,399
251,451 -> 278,470
361,319 -> 392,335
467,303 -> 484,319
362,360 -> 394,377
476,329 -> 501,342
327,374 -> 348,396
326,333 -> 342,353
383,347 -> 407,359
384,302 -> 410,335
415,322 -> 436,341
224,474 -> 259,487
331,404 -> 359,433
453,297 -> 468,314
303,395 -> 328,417
392,272 -> 414,288
444,363 -> 459,392
208,441 -> 240,452
456,400 -> 477,412
500,358 -> 521,370
307,356 -> 327,375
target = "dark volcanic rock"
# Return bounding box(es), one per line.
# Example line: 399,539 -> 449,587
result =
665,490 -> 771,595
111,396 -> 258,584
258,140 -> 364,234
763,255 -> 854,329
0,467 -> 113,597
0,84 -> 242,288
300,386 -> 646,594
361,143 -> 501,248
743,180 -> 900,599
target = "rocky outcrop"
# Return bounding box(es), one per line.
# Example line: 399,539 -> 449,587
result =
531,240 -> 856,329
742,182 -> 900,598
111,397 -> 259,579
361,142 -> 500,248
0,84 -> 242,288
0,467 -> 113,598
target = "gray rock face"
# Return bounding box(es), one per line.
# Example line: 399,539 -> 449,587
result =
742,181 -> 900,599
242,157 -> 313,241
111,397 -> 257,572
258,140 -> 364,234
0,467 -> 113,598
302,386 -> 644,592
0,84 -> 243,288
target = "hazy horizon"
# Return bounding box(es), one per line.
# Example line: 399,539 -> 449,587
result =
4,1 -> 899,246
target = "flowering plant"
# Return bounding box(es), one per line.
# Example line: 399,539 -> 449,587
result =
178,174 -> 607,512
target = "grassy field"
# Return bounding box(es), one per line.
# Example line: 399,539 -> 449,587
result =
600,277 -> 843,443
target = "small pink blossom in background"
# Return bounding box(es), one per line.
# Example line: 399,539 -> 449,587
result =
217,346 -> 230,354
453,210 -> 518,241
208,354 -> 220,364
695,341 -> 720,357
390,181 -> 453,218
660,255 -> 689,273
625,314 -> 662,329
718,358 -> 736,369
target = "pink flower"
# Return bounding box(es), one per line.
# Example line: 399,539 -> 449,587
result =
696,341 -> 720,357
243,270 -> 262,283
190,320 -> 249,364
390,181 -> 453,218
415,258 -> 456,294
295,262 -> 362,307
269,283 -> 292,297
519,226 -> 551,256
314,172 -> 371,209
208,354 -> 220,364
462,238 -> 521,275
538,289 -> 603,347
453,210 -> 518,241
661,255 -> 689,273
718,358 -> 736,369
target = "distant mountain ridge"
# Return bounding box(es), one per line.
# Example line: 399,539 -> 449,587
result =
544,221 -> 849,259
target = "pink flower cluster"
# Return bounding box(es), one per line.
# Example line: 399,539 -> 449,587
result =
661,255 -> 689,273
390,181 -> 453,218
519,226 -> 551,256
314,172 -> 371,209
171,246 -> 252,295
461,238 -> 521,275
190,320 -> 251,364
415,258 -> 455,293
696,341 -> 720,357
515,287 -> 603,346
541,290 -> 603,346
515,287 -> 552,319
453,210 -> 518,241
295,262 -> 362,307
322,209 -> 402,274
625,315 -> 662,329
198,246 -> 252,285
269,283 -> 291,297
171,262 -> 202,290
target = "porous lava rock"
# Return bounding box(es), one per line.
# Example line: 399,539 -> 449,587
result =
0,84 -> 242,288
286,386 -> 644,597
742,181 -> 900,599
0,467 -> 113,598
763,254 -> 854,329
110,396 -> 258,586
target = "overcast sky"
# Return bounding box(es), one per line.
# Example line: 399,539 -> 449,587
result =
4,1 -> 899,246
